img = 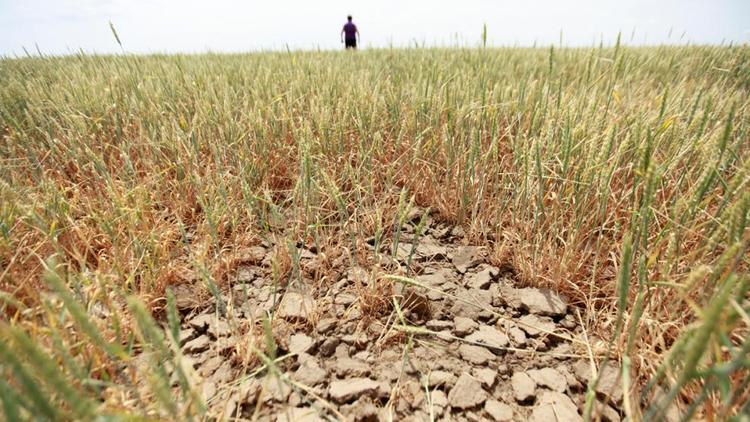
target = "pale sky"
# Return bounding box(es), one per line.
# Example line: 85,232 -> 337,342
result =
1,0 -> 749,56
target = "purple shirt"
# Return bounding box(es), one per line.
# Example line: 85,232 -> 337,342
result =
343,22 -> 357,40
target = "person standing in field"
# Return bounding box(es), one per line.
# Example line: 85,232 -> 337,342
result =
341,15 -> 359,49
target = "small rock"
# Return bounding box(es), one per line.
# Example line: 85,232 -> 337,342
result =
573,361 -> 623,402
572,360 -> 591,383
516,288 -> 567,317
497,363 -> 510,376
376,380 -> 392,400
319,337 -> 340,357
428,370 -> 458,388
518,314 -> 557,337
550,342 -> 574,356
334,343 -> 350,359
458,344 -> 496,365
333,358 -> 371,377
530,391 -> 582,422
400,380 -> 427,409
451,289 -> 493,319
511,372 -> 536,402
430,390 -> 449,415
293,360 -> 327,386
485,399 -> 514,421
528,367 -> 567,392
508,325 -> 527,346
595,399 -> 621,422
441,281 -> 460,293
416,243 -> 448,260
454,317 -> 479,336
448,373 -> 487,409
353,350 -> 370,361
263,376 -> 292,403
557,365 -> 581,390
452,246 -> 483,273
329,378 -> 380,404
417,270 -> 447,287
278,292 -> 315,322
468,266 -> 498,289
317,317 -> 337,334
465,325 -> 509,350
596,363 -> 624,403
289,333 -> 314,355
183,335 -> 210,353
473,367 -> 496,388
426,289 -> 444,301
560,313 -> 578,329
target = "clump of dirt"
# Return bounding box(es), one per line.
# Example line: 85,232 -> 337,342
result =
168,209 -> 624,421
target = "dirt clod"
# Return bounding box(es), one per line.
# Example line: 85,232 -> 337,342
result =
427,370 -> 458,388
515,288 -> 568,317
518,314 -> 557,336
530,391 -> 583,422
333,358 -> 371,377
485,399 -> 514,421
183,335 -> 210,353
454,316 -> 479,336
465,325 -> 509,350
458,344 -> 496,365
448,373 -> 488,409
329,378 -> 380,404
278,292 -> 315,322
473,367 -> 496,388
289,333 -> 314,355
528,367 -> 568,393
511,371 -> 536,402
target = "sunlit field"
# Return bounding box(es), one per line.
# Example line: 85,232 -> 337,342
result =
1,44 -> 748,420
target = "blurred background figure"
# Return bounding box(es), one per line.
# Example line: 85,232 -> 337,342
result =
341,15 -> 359,49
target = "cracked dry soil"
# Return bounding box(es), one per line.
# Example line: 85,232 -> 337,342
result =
165,211 -> 624,421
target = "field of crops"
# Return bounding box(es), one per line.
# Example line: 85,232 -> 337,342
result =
1,44 -> 748,420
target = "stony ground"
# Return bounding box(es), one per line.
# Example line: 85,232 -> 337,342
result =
167,211 -> 624,421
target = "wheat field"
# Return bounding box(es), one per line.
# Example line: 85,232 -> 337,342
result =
1,44 -> 749,420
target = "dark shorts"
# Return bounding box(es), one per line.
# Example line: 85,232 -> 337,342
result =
345,38 -> 356,49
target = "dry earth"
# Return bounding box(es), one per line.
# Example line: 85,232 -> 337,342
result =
164,210 -> 625,421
